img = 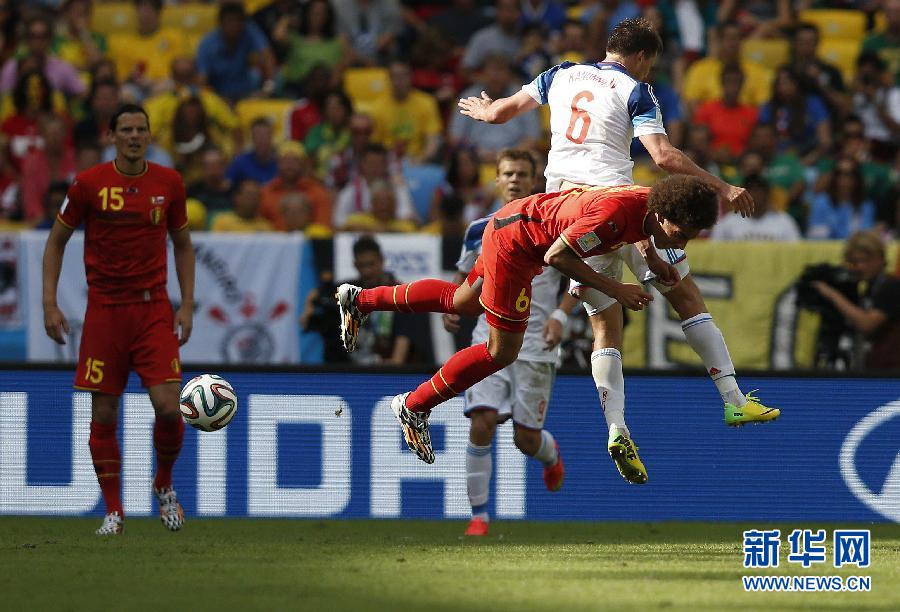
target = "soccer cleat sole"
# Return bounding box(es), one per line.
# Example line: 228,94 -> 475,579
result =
335,284 -> 365,353
608,445 -> 648,485
391,394 -> 434,464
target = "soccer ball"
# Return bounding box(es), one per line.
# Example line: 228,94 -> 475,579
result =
179,374 -> 238,432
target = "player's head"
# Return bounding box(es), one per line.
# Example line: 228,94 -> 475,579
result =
646,176 -> 718,249
605,18 -> 662,81
352,235 -> 385,286
109,104 -> 151,164
495,149 -> 536,204
743,174 -> 770,216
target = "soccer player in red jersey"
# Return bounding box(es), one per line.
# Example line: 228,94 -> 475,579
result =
41,104 -> 196,535
337,176 -> 718,463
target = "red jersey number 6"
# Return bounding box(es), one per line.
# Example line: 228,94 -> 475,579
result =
565,90 -> 594,144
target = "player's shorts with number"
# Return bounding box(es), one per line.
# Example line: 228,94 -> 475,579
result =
465,360 -> 556,430
75,299 -> 182,395
467,243 -> 537,333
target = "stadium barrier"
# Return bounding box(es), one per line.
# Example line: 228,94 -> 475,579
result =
1,367 -> 897,522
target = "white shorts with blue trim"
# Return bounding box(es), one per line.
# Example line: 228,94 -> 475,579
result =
464,360 -> 556,430
571,244 -> 690,316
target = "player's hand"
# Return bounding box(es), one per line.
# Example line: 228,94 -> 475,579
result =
175,303 -> 194,346
725,184 -> 755,218
43,305 -> 70,345
614,283 -> 653,311
543,318 -> 563,350
458,91 -> 494,122
442,313 -> 461,333
645,253 -> 681,287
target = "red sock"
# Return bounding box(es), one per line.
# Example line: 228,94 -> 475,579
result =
356,279 -> 458,315
153,417 -> 184,491
89,421 -> 122,516
407,343 -> 502,413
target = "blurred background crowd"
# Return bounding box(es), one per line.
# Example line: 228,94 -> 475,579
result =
1,0 -> 898,367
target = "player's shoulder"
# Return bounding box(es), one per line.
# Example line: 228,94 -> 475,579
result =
146,162 -> 185,186
72,161 -> 114,186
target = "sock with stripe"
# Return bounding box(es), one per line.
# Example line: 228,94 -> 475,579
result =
89,421 -> 123,516
680,313 -> 746,407
591,348 -> 629,437
356,279 -> 458,315
153,416 -> 184,491
406,343 -> 502,413
466,441 -> 491,521
532,429 -> 559,467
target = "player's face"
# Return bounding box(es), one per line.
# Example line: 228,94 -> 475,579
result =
113,113 -> 151,163
354,251 -> 385,287
496,159 -> 534,204
633,50 -> 658,82
653,216 -> 699,250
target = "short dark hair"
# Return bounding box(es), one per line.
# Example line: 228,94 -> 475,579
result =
218,2 -> 246,22
496,148 -> 536,177
794,22 -> 820,39
361,143 -> 388,158
109,104 -> 149,131
647,176 -> 718,231
353,235 -> 382,259
134,0 -> 163,11
250,116 -> 272,130
721,63 -> 745,81
606,18 -> 662,58
742,173 -> 769,192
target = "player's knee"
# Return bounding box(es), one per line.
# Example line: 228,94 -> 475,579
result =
665,276 -> 706,319
513,426 -> 541,456
487,342 -> 518,368
90,393 -> 119,424
469,410 -> 498,440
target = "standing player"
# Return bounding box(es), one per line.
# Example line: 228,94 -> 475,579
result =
337,175 -> 720,464
459,18 -> 779,484
444,150 -> 567,536
42,104 -> 195,535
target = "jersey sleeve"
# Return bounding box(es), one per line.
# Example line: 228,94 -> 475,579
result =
167,174 -> 189,231
628,82 -> 666,138
456,217 -> 490,273
521,62 -> 571,105
57,178 -> 89,229
560,201 -> 627,258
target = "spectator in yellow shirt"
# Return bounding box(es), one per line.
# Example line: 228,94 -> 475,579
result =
369,60 -> 443,164
54,0 -> 107,73
211,179 -> 274,232
681,21 -> 772,116
107,0 -> 186,94
342,180 -> 418,233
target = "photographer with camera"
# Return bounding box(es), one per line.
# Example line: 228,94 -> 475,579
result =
811,231 -> 900,370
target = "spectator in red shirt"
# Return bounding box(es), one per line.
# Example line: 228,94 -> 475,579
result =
22,114 -> 77,222
1,70 -> 63,171
692,64 -> 758,161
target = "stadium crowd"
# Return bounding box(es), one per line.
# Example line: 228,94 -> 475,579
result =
2,0 -> 899,367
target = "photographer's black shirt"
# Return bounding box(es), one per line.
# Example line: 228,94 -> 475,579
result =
864,273 -> 900,369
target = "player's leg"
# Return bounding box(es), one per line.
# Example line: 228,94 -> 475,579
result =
622,245 -> 780,425
133,301 -> 185,531
465,408 -> 499,536
663,275 -> 780,426
508,361 -> 563,491
77,301 -> 129,534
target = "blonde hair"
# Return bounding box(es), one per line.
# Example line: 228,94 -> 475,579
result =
844,231 -> 885,261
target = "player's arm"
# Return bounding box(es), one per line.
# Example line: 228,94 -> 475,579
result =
42,220 -> 75,344
633,238 -> 680,286
170,226 -> 196,346
638,132 -> 754,217
544,238 -> 652,311
543,290 -> 579,350
457,89 -> 539,124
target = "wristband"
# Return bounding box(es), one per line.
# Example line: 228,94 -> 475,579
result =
550,309 -> 568,326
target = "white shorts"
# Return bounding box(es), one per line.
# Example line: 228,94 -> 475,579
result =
571,244 -> 690,316
464,360 -> 556,430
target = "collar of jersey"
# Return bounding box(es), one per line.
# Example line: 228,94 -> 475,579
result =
112,159 -> 148,177
596,61 -> 630,75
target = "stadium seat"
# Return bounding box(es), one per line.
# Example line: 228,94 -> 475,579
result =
91,3 -> 137,36
402,163 -> 446,221
161,4 -> 218,36
798,9 -> 866,42
343,68 -> 390,109
235,99 -> 295,143
741,39 -> 790,68
818,39 -> 861,84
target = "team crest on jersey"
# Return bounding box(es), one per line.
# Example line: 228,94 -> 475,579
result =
150,206 -> 163,225
171,358 -> 181,373
576,231 -> 601,252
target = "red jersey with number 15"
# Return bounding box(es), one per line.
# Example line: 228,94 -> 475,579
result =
488,184 -> 651,265
57,161 -> 188,305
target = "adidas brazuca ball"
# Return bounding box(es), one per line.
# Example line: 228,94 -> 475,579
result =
179,374 -> 238,432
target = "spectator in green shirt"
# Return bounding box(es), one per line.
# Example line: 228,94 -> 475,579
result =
861,0 -> 900,84
275,0 -> 350,96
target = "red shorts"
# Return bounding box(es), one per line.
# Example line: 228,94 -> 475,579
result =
466,226 -> 541,333
75,299 -> 182,395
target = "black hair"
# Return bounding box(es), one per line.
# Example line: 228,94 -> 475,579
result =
12,70 -> 51,114
300,0 -> 335,37
742,173 -> 769,192
133,0 -> 163,11
647,176 -> 718,231
361,143 -> 388,158
109,104 -> 149,132
606,18 -> 663,57
218,2 -> 246,22
352,235 -> 382,259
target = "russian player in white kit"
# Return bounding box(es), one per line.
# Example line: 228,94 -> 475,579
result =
443,150 -> 567,536
459,18 -> 779,485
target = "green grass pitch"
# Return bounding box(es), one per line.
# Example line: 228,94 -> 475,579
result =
3,518 -> 899,611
